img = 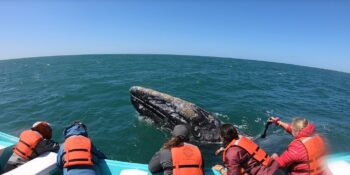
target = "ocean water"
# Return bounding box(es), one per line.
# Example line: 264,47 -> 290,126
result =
0,54 -> 349,167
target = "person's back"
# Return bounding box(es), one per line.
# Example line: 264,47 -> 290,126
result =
4,121 -> 59,172
287,135 -> 327,175
56,121 -> 107,175
270,117 -> 331,175
171,143 -> 203,175
223,136 -> 279,175
214,124 -> 279,175
148,125 -> 204,175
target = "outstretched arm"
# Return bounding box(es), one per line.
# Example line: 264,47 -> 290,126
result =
36,139 -> 60,155
91,144 -> 107,159
268,117 -> 292,134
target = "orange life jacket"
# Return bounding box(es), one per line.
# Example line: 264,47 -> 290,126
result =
290,135 -> 327,175
13,130 -> 43,160
63,135 -> 93,167
171,143 -> 203,175
223,136 -> 271,167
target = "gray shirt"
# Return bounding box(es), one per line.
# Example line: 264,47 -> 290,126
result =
5,139 -> 59,172
149,149 -> 173,175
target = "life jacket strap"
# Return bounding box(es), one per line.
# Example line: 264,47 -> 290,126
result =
290,166 -> 324,173
17,139 -> 39,159
242,146 -> 268,166
290,169 -> 314,173
14,147 -> 29,159
67,148 -> 89,153
241,149 -> 269,173
65,158 -> 90,163
172,164 -> 201,169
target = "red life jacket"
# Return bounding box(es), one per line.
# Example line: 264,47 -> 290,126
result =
290,135 -> 327,175
63,135 -> 93,167
13,130 -> 43,160
223,136 -> 271,167
171,143 -> 203,175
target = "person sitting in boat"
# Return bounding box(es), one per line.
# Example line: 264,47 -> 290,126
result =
56,121 -> 107,175
148,124 -> 205,175
269,117 -> 332,175
213,123 -> 280,175
4,121 -> 60,171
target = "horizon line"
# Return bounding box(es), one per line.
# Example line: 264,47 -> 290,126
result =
0,53 -> 349,75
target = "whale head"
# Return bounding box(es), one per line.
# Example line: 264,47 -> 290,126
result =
130,86 -> 222,143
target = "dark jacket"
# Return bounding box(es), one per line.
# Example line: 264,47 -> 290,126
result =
148,143 -> 204,175
4,131 -> 59,172
224,146 -> 279,175
56,124 -> 106,175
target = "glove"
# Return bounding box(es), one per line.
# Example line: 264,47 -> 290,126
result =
215,147 -> 224,155
268,117 -> 280,125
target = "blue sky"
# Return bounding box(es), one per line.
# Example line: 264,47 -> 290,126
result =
0,1 -> 349,72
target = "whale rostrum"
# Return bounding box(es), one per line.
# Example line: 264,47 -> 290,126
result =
130,86 -> 222,143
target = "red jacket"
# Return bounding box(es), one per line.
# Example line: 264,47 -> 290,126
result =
274,123 -> 331,175
224,146 -> 279,175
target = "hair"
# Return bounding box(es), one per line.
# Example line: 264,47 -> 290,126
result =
291,117 -> 308,134
32,122 -> 52,139
220,124 -> 239,146
163,136 -> 185,149
73,120 -> 87,130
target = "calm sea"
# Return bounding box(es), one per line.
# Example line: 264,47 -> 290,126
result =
0,54 -> 349,166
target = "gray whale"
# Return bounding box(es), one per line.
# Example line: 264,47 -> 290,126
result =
129,86 -> 222,143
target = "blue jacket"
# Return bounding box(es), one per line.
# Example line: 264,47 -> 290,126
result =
56,123 -> 107,175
